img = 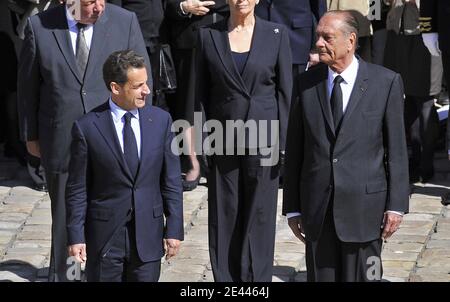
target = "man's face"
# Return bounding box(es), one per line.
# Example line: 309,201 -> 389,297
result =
68,0 -> 105,24
114,68 -> 150,111
315,15 -> 354,68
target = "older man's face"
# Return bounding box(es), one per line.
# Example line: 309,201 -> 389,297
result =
315,15 -> 353,68
67,0 -> 105,24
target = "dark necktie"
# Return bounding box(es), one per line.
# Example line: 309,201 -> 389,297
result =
123,112 -> 139,178
76,23 -> 89,78
331,75 -> 344,131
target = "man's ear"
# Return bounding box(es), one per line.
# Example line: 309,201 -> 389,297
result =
348,32 -> 357,52
110,82 -> 121,95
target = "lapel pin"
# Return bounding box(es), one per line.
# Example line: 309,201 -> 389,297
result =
148,118 -> 153,122
274,28 -> 279,34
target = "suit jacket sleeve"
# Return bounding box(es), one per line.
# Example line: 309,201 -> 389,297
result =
194,29 -> 210,118
165,0 -> 190,20
384,73 -> 410,213
419,0 -> 437,33
127,12 -> 153,95
282,93 -> 304,215
65,121 -> 89,245
310,0 -> 327,23
17,18 -> 40,142
161,114 -> 184,240
276,27 -> 293,151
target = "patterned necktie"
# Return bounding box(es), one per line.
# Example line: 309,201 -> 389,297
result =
331,75 -> 344,131
76,23 -> 89,78
123,112 -> 139,178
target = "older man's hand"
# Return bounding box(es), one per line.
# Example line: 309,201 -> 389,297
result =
182,0 -> 216,16
381,212 -> 403,240
164,238 -> 181,260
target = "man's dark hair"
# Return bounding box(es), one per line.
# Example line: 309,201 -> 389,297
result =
103,50 -> 146,91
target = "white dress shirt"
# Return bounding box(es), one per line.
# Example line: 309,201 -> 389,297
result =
66,6 -> 93,55
286,56 -> 402,220
109,99 -> 141,158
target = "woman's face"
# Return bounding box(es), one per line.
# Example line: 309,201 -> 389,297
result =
228,0 -> 258,16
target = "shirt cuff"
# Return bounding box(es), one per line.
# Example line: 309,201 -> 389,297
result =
386,210 -> 404,216
286,212 -> 301,219
179,2 -> 192,17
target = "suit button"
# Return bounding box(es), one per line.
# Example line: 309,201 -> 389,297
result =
333,158 -> 338,163
329,185 -> 333,189
82,90 -> 86,96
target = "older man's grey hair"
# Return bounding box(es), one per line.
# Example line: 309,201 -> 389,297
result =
325,10 -> 360,41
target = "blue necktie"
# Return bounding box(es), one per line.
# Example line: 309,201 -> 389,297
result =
123,112 -> 139,178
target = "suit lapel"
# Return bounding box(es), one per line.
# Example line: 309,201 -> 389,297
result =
83,11 -> 110,81
315,67 -> 335,136
241,16 -> 263,89
93,103 -> 134,182
52,6 -> 83,84
210,21 -> 250,97
135,106 -> 159,183
339,60 -> 369,133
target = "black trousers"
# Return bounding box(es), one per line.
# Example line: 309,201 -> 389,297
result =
442,50 -> 450,147
87,218 -> 161,282
46,171 -> 70,282
404,96 -> 439,181
305,204 -> 383,282
208,153 -> 279,282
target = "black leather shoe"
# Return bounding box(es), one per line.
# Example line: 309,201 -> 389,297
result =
34,184 -> 48,192
441,192 -> 450,206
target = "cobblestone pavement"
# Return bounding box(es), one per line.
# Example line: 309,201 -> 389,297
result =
1,146 -> 450,282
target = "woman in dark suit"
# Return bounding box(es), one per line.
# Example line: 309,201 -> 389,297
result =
195,0 -> 292,282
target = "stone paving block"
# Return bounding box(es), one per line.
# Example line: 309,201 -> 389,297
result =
399,220 -> 434,229
420,248 -> 450,259
17,230 -> 51,241
383,242 -> 423,253
382,261 -> 416,271
159,271 -> 203,282
9,186 -> 47,197
13,241 -> 51,249
0,221 -> 23,230
0,203 -> 35,214
410,273 -> 450,282
426,239 -> 450,249
430,230 -> 450,240
25,216 -> 52,225
0,187 -> 11,196
394,226 -> 432,236
402,213 -> 435,222
164,263 -> 207,275
382,268 -> 410,278
0,212 -> 28,222
381,250 -> 419,262
2,195 -> 42,204
0,235 -> 14,245
165,258 -> 207,267
386,234 -> 428,244
29,208 -> 51,218
417,256 -> 450,268
6,247 -> 50,256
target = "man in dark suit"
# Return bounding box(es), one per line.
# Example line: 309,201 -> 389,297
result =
255,0 -> 326,74
17,0 -> 150,281
66,50 -> 183,282
283,11 -> 410,282
420,0 -> 450,205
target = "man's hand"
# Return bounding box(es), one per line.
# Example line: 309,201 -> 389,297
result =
307,52 -> 320,69
182,0 -> 216,16
68,243 -> 87,263
422,33 -> 440,56
26,140 -> 41,158
288,216 -> 305,243
164,238 -> 181,260
381,212 -> 403,240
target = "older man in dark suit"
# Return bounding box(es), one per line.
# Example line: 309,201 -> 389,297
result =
17,0 -> 149,281
283,11 -> 410,282
66,50 -> 183,282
